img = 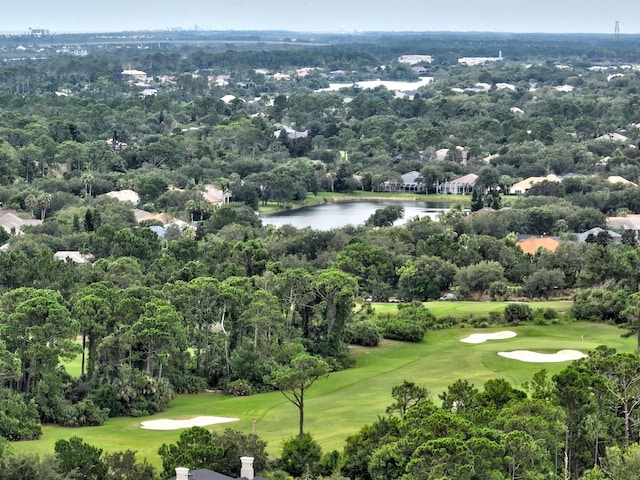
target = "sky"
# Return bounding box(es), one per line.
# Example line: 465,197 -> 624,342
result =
1,0 -> 636,35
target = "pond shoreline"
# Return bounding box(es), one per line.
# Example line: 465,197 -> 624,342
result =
259,193 -> 467,215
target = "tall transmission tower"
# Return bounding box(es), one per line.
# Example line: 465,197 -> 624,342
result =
615,21 -> 620,39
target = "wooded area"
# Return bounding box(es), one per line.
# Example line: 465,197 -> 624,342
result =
2,30 -> 640,479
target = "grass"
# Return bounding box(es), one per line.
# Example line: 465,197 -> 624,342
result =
368,300 -> 573,317
13,321 -> 632,470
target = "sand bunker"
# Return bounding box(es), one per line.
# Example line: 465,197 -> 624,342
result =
498,350 -> 587,363
140,416 -> 239,430
460,331 -> 517,344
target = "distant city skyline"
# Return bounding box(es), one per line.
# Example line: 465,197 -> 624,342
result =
1,0 -> 637,35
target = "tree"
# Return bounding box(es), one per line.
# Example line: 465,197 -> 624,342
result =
71,292 -> 111,380
313,268 -> 359,340
81,172 -> 95,199
365,205 -> 404,228
55,436 -> 107,480
504,303 -> 534,324
386,380 -> 431,416
24,193 -> 38,218
158,427 -> 223,478
523,268 -> 565,298
158,427 -> 267,479
279,433 -> 323,477
622,289 -> 640,351
439,379 -> 479,414
454,260 -> 505,298
103,450 -> 158,480
2,288 -> 80,394
37,192 -> 52,220
585,348 -> 640,448
132,299 -> 186,379
331,238 -> 394,299
0,387 -> 42,440
266,353 -> 329,439
503,430 -> 550,480
600,443 -> 640,480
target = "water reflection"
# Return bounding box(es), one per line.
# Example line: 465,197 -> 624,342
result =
261,200 -> 459,231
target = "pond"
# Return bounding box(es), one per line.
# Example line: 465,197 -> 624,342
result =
260,200 -> 460,231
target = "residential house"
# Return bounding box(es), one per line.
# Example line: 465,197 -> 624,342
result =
607,175 -> 637,186
272,73 -> 291,81
508,174 -> 560,195
379,171 -> 426,193
438,173 -> 479,195
202,185 -> 232,205
133,209 -> 176,225
0,211 -> 42,235
516,235 -> 561,254
577,227 -> 623,243
105,189 -> 140,205
54,251 -> 94,263
398,55 -> 433,64
596,132 -> 628,142
274,126 -> 309,139
121,69 -> 148,83
606,214 -> 640,240
168,457 -> 267,480
458,55 -> 503,66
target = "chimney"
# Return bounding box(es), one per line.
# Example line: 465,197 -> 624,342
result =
240,457 -> 254,480
175,467 -> 189,480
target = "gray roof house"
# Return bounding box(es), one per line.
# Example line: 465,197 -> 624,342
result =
379,171 -> 425,193
577,227 -> 622,243
438,173 -> 479,195
168,458 -> 268,480
0,211 -> 42,234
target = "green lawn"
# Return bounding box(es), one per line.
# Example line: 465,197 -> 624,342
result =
13,321 -> 632,469
369,300 -> 573,317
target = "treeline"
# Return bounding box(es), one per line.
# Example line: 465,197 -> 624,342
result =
5,351 -> 640,480
2,195 -> 640,438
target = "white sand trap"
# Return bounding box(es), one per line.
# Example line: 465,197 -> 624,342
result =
498,350 -> 587,363
460,331 -> 517,344
140,416 -> 239,430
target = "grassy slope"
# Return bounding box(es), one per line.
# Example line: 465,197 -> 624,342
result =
14,320 -> 633,468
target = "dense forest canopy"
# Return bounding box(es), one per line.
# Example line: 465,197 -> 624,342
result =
3,30 -> 640,479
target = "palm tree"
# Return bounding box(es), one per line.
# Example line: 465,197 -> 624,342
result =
38,192 -> 52,220
81,172 -> 94,199
24,194 -> 38,218
185,199 -> 197,222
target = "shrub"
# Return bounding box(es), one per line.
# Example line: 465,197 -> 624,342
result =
0,388 -> 42,440
536,307 -> 558,320
279,433 -> 323,478
489,311 -> 503,324
168,373 -> 207,394
89,383 -> 120,417
378,317 -> 426,342
504,303 -> 534,324
346,320 -> 381,346
225,379 -> 254,396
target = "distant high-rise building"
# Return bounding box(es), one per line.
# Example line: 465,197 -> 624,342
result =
28,27 -> 50,37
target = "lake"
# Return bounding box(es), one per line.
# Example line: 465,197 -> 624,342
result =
260,200 -> 458,230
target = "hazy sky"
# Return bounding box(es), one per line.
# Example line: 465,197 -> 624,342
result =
1,0 -> 636,34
